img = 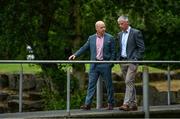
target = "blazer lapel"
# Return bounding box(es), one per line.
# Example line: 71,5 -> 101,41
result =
92,35 -> 97,57
119,32 -> 123,47
127,29 -> 133,47
103,33 -> 107,49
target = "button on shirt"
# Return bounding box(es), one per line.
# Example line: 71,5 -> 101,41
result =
96,35 -> 104,60
121,27 -> 131,58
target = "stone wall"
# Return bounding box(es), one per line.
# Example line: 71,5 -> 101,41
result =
0,74 -> 46,113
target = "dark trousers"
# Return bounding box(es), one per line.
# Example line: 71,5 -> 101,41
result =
85,63 -> 114,105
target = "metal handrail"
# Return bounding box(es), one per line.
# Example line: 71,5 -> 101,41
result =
0,60 -> 179,64
0,60 -> 179,119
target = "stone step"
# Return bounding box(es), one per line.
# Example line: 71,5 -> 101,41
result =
0,92 -> 9,101
28,91 -> 42,101
8,99 -> 44,112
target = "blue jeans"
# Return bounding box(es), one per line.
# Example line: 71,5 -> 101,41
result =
85,63 -> 114,105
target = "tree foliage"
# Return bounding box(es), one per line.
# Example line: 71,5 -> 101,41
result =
1,0 -> 179,61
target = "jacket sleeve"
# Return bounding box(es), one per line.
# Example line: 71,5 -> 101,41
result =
74,37 -> 90,57
134,30 -> 145,60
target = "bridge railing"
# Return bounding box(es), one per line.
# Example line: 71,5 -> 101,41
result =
0,60 -> 179,118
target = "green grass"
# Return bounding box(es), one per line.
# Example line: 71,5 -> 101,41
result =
85,64 -> 166,73
0,64 -> 166,74
0,64 -> 42,74
138,65 -> 167,73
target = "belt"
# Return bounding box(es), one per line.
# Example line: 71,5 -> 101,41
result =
96,59 -> 103,61
120,57 -> 127,60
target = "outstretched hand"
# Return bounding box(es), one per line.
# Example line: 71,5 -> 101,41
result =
68,55 -> 76,60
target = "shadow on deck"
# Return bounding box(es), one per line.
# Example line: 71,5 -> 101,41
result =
0,104 -> 180,118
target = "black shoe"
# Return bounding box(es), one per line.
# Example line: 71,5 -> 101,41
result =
80,105 -> 91,110
106,103 -> 113,110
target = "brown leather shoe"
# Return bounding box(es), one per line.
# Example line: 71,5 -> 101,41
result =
106,103 -> 113,110
119,104 -> 130,111
129,105 -> 138,111
80,105 -> 91,110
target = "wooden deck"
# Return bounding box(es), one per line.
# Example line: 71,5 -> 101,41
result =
0,104 -> 180,118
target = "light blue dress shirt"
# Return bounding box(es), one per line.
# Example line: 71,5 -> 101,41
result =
121,26 -> 131,57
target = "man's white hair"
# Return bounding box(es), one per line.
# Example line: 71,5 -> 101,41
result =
117,15 -> 129,22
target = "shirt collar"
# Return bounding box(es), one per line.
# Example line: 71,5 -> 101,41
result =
96,33 -> 104,38
123,26 -> 131,33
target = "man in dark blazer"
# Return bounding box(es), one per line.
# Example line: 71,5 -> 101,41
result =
117,15 -> 145,111
69,21 -> 115,110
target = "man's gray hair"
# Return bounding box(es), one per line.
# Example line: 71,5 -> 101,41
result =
117,15 -> 129,22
